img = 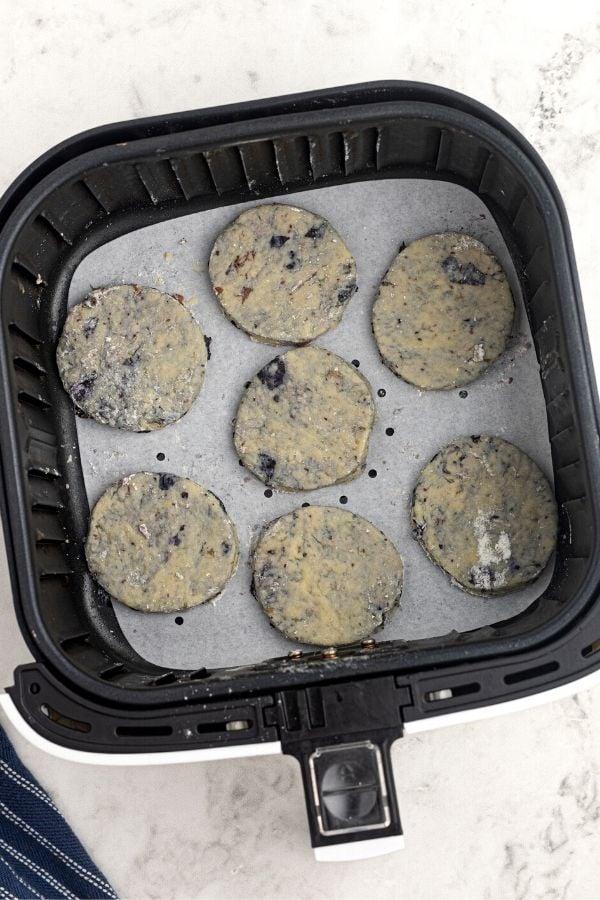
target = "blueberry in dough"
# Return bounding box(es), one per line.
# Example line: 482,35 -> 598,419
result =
234,346 -> 375,491
411,435 -> 557,595
372,232 -> 514,390
86,472 -> 239,612
209,204 -> 357,345
252,505 -> 404,646
57,284 -> 207,431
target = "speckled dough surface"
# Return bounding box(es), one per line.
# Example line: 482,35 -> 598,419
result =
412,435 -> 557,595
208,203 -> 357,344
372,232 -> 514,390
234,346 -> 375,491
86,472 -> 239,612
57,284 -> 207,430
252,506 -> 404,646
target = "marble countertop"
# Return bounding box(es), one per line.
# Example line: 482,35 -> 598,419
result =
1,1 -> 600,897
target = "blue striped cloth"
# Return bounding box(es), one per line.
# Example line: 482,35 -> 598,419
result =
0,725 -> 116,899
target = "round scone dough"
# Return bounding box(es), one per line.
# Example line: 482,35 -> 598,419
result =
234,346 -> 375,491
57,284 -> 207,431
372,232 -> 514,389
252,506 -> 404,646
411,435 -> 557,595
86,472 -> 239,612
209,203 -> 357,344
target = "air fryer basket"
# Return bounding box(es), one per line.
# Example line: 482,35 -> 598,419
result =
1,83 -> 599,851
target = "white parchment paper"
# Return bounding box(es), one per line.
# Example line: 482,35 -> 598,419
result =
68,179 -> 553,669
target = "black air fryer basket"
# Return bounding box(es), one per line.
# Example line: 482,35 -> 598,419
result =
1,82 -> 599,854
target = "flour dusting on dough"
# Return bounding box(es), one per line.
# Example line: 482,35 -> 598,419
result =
472,342 -> 485,362
469,511 -> 512,590
56,284 -> 207,431
411,435 -> 558,595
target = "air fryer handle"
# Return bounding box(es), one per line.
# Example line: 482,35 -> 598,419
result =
288,736 -> 404,857
276,675 -> 409,857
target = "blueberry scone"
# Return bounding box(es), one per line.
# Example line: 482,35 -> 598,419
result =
86,472 -> 239,612
411,435 -> 557,595
234,346 -> 375,491
372,233 -> 514,390
57,284 -> 207,430
252,505 -> 404,645
209,204 -> 357,344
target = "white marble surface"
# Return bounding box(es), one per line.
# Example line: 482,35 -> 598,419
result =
1,1 -> 600,897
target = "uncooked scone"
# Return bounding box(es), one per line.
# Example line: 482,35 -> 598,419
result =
411,435 -> 557,595
372,232 -> 514,389
57,284 -> 207,430
234,346 -> 375,491
86,472 -> 239,612
252,505 -> 404,646
209,203 -> 357,344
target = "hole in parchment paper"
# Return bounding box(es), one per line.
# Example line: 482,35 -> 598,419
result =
301,502 -> 310,508
459,390 -> 468,399
156,452 -> 165,461
386,427 -> 394,436
351,359 -> 360,368
377,388 -> 386,398
175,616 -> 184,625
264,488 -> 273,498
339,495 -> 348,504
368,469 -> 377,478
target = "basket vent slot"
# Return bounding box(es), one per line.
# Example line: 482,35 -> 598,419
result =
79,178 -> 110,213
8,322 -> 41,347
29,465 -> 60,481
503,660 -> 559,685
196,718 -> 252,735
424,682 -> 480,703
238,141 -> 281,192
136,159 -> 185,205
11,260 -> 41,287
18,390 -> 51,411
153,672 -> 179,686
308,132 -> 345,181
203,147 -> 246,195
582,640 -> 600,658
40,703 -> 91,733
99,664 -> 126,681
14,355 -> 46,377
169,154 -> 216,199
273,136 -> 312,186
434,128 -> 452,171
38,213 -> 73,247
343,128 -> 378,176
60,633 -> 91,652
187,668 -> 209,681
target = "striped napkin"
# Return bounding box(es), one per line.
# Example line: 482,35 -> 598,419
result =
0,725 -> 116,899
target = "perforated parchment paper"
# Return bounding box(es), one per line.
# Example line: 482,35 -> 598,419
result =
67,179 -> 553,669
